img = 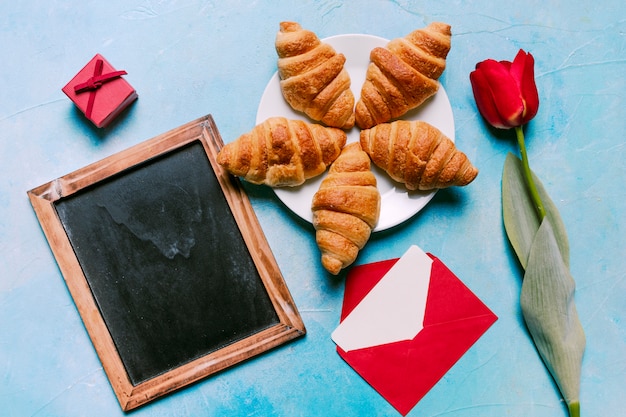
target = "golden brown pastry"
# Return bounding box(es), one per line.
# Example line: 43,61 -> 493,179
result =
355,22 -> 452,129
217,117 -> 347,187
360,120 -> 478,191
275,21 -> 355,129
311,142 -> 381,275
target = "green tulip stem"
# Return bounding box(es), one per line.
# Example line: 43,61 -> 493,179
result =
515,125 -> 547,220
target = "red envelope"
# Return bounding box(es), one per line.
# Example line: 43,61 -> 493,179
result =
335,250 -> 497,415
62,54 -> 137,128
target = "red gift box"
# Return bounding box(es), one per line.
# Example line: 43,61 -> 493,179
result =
62,54 -> 137,128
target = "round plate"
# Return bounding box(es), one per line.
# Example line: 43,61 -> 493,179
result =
256,34 -> 455,232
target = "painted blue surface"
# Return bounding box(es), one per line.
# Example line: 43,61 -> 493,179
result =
1,1 -> 624,416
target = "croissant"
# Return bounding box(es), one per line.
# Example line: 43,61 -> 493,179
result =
217,117 -> 347,187
311,142 -> 381,275
360,120 -> 478,191
355,22 -> 452,129
275,21 -> 355,129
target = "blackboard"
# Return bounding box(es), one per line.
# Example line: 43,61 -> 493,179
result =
28,115 -> 305,411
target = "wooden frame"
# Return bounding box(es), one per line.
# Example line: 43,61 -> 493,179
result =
28,114 -> 305,411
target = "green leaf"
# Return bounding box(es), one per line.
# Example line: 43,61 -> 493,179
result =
502,153 -> 584,415
502,153 -> 570,269
520,218 -> 585,415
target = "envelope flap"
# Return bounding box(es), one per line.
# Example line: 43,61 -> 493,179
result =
340,258 -> 398,321
424,255 -> 497,326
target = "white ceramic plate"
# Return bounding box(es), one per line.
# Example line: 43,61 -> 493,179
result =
256,34 -> 455,231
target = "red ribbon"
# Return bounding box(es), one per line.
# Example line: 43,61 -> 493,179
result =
73,59 -> 127,119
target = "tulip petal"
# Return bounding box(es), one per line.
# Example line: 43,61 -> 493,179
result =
477,59 -> 525,127
470,69 -> 509,128
515,51 -> 540,124
509,50 -> 528,87
500,60 -> 513,71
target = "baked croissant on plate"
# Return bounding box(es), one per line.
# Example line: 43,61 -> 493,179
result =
275,21 -> 355,129
360,120 -> 478,191
355,22 -> 452,129
217,117 -> 347,187
312,142 -> 381,275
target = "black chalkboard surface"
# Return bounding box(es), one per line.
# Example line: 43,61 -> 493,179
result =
28,115 -> 305,410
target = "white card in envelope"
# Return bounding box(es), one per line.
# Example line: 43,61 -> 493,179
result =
331,245 -> 433,352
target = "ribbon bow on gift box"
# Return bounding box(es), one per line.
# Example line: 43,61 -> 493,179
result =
73,59 -> 128,119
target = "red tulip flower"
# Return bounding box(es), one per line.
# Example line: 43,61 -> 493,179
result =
470,49 -> 539,129
471,49 -> 546,219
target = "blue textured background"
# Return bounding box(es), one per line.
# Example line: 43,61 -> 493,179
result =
1,1 -> 624,416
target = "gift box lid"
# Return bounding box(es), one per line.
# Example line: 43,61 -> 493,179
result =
62,54 -> 137,128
